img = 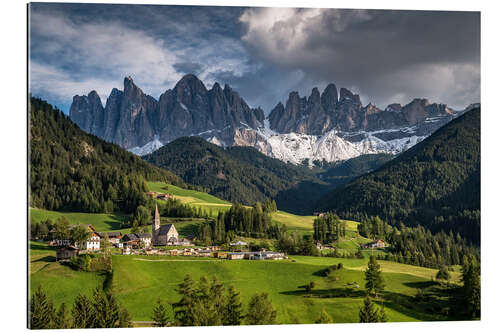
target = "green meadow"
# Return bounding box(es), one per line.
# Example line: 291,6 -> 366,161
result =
29,182 -> 462,324
30,208 -> 128,231
29,242 -> 106,301
29,241 -> 457,324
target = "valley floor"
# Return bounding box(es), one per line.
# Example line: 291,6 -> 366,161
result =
30,241 -> 459,325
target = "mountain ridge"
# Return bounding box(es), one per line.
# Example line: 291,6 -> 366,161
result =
70,74 -> 478,165
315,107 -> 481,244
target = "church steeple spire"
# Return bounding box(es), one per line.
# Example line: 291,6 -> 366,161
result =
154,204 -> 160,224
152,204 -> 161,246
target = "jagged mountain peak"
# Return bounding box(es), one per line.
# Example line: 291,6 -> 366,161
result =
70,74 -> 264,150
339,87 -> 361,104
69,74 -> 475,167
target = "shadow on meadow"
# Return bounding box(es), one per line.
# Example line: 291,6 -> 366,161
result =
32,255 -> 56,263
102,214 -> 129,230
280,287 -> 366,298
30,243 -> 52,251
280,284 -> 460,322
403,281 -> 438,289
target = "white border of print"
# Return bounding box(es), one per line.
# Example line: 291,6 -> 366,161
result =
1,1 -> 497,333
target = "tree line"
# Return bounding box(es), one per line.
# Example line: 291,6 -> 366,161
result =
30,286 -> 132,329
196,202 -> 284,245
315,108 -> 481,246
30,216 -> 91,245
313,213 -> 479,269
29,97 -> 183,214
151,275 -> 277,326
313,213 -> 347,243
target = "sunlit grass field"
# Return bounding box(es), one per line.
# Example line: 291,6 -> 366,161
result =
29,242 -> 453,324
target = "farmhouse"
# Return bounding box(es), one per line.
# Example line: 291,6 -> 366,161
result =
146,191 -> 173,200
122,233 -> 140,248
213,252 -> 227,259
152,204 -> 180,246
361,239 -> 386,249
56,245 -> 79,261
97,231 -> 122,245
136,233 -> 152,247
157,193 -> 173,200
230,240 -> 248,246
73,224 -> 100,251
227,253 -> 245,260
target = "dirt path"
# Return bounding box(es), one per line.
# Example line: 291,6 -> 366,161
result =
133,258 -> 220,262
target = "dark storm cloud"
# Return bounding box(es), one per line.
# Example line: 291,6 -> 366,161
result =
173,62 -> 205,76
240,8 -> 480,109
29,4 -> 480,114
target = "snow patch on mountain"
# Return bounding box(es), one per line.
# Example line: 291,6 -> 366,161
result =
248,127 -> 425,166
128,135 -> 164,156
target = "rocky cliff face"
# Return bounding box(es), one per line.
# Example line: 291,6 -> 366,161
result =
70,75 -> 264,149
70,74 -> 473,165
268,85 -> 455,135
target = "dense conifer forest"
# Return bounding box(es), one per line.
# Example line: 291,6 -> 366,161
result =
29,97 -> 184,213
143,136 -> 333,214
315,108 -> 480,245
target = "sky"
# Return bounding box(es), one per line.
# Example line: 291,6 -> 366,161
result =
29,3 -> 480,114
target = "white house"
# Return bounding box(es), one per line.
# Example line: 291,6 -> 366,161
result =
136,233 -> 152,248
76,224 -> 101,251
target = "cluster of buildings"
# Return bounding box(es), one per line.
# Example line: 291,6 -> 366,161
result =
146,191 -> 173,201
360,239 -> 386,249
52,205 -> 286,261
225,251 -> 286,260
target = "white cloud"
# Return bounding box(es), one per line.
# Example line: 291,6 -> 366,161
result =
30,11 -> 183,99
29,61 -> 119,105
239,8 -> 370,67
29,10 -> 254,108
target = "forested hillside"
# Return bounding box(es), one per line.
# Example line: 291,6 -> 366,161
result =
318,153 -> 393,187
143,137 -> 333,214
29,97 -> 184,213
316,108 -> 480,244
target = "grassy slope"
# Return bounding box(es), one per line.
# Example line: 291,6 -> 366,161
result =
29,242 -> 454,324
29,242 -> 106,302
30,208 -> 129,231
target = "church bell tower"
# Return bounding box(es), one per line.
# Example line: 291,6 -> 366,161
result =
152,204 -> 160,245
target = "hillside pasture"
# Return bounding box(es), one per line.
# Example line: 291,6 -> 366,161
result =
29,242 -> 106,303
29,241 -> 459,324
30,208 -> 129,231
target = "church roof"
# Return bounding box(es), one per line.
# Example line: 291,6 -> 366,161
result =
154,204 -> 160,221
158,224 -> 176,236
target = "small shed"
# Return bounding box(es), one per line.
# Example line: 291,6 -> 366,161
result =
56,246 -> 79,261
227,253 -> 245,260
213,252 -> 227,259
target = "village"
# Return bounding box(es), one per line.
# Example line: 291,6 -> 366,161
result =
52,204 -> 287,262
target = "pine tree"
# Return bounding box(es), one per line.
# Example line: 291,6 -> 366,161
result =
119,307 -> 133,328
224,285 -> 244,325
29,285 -> 55,329
246,293 -> 277,325
378,305 -> 388,322
461,255 -> 481,318
173,275 -> 196,326
436,266 -> 451,281
54,303 -> 70,328
315,309 -> 333,324
365,256 -> 385,297
359,296 -> 379,323
92,288 -> 121,328
72,294 -> 95,328
152,298 -> 170,327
